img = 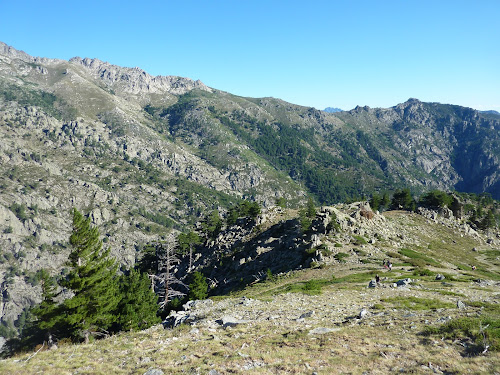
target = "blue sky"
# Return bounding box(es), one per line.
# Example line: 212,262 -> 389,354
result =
1,1 -> 499,111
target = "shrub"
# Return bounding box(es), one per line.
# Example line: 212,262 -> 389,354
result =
423,316 -> 500,354
334,252 -> 349,262
352,235 -> 367,245
412,268 -> 435,276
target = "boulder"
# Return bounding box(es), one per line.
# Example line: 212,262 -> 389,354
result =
217,316 -> 249,328
396,278 -> 412,287
359,308 -> 368,319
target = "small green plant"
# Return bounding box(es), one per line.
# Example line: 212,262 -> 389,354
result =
316,244 -> 332,256
381,296 -> 455,310
412,268 -> 435,276
352,235 -> 367,245
423,315 -> 500,354
334,252 -> 349,263
266,268 -> 276,282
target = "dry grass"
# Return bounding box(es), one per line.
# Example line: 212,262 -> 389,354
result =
1,211 -> 499,374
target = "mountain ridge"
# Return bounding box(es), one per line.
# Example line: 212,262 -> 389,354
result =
0,41 -> 499,337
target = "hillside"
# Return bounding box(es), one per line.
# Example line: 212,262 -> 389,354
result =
0,41 -> 500,349
1,207 -> 499,374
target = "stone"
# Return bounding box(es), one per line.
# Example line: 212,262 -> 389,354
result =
308,327 -> 340,335
217,316 -> 249,328
368,280 -> 377,288
299,311 -> 315,319
435,274 -> 445,280
163,311 -> 193,328
359,308 -> 368,319
396,278 -> 412,287
144,369 -> 164,375
457,300 -> 466,309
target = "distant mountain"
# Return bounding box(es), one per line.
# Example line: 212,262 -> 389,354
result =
481,110 -> 500,115
323,107 -> 343,113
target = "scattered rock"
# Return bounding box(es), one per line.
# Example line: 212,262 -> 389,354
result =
359,308 -> 368,319
457,300 -> 466,309
163,311 -> 194,328
396,278 -> 412,287
368,280 -> 377,288
308,327 -> 340,335
435,274 -> 445,281
143,369 -> 164,375
217,316 -> 250,328
299,311 -> 315,319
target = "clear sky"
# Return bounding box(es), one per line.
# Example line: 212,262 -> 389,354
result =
1,0 -> 499,111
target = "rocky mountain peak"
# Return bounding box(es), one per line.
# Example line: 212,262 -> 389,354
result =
0,41 -> 33,62
69,56 -> 212,96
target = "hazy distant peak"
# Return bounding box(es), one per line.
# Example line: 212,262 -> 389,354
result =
481,110 -> 500,116
323,107 -> 343,113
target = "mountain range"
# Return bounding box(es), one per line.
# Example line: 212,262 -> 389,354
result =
0,41 -> 499,328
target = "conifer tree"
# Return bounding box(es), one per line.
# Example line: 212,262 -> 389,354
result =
178,231 -> 202,271
381,192 -> 391,211
31,269 -> 61,344
60,208 -> 119,342
116,269 -> 160,331
370,193 -> 381,211
188,271 -> 208,300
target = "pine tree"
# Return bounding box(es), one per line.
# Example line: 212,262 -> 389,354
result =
116,269 -> 160,331
391,189 -> 416,211
381,192 -> 390,211
201,210 -> 222,239
60,208 -> 119,342
480,209 -> 496,230
31,269 -> 61,345
177,231 -> 202,271
370,193 -> 381,212
188,271 -> 208,300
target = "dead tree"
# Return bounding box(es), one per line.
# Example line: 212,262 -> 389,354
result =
150,236 -> 187,310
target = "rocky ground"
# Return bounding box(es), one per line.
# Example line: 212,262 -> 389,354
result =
1,255 -> 498,374
1,205 -> 499,374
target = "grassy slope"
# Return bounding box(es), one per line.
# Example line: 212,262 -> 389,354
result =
1,210 -> 499,374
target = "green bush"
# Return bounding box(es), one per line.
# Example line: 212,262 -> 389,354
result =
334,252 -> 349,262
412,268 -> 435,276
423,316 -> 500,353
352,235 -> 367,245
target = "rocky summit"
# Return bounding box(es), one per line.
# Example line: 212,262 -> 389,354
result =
0,42 -> 499,373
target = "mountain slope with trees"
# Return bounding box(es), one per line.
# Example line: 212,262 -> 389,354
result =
0,41 -> 499,341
